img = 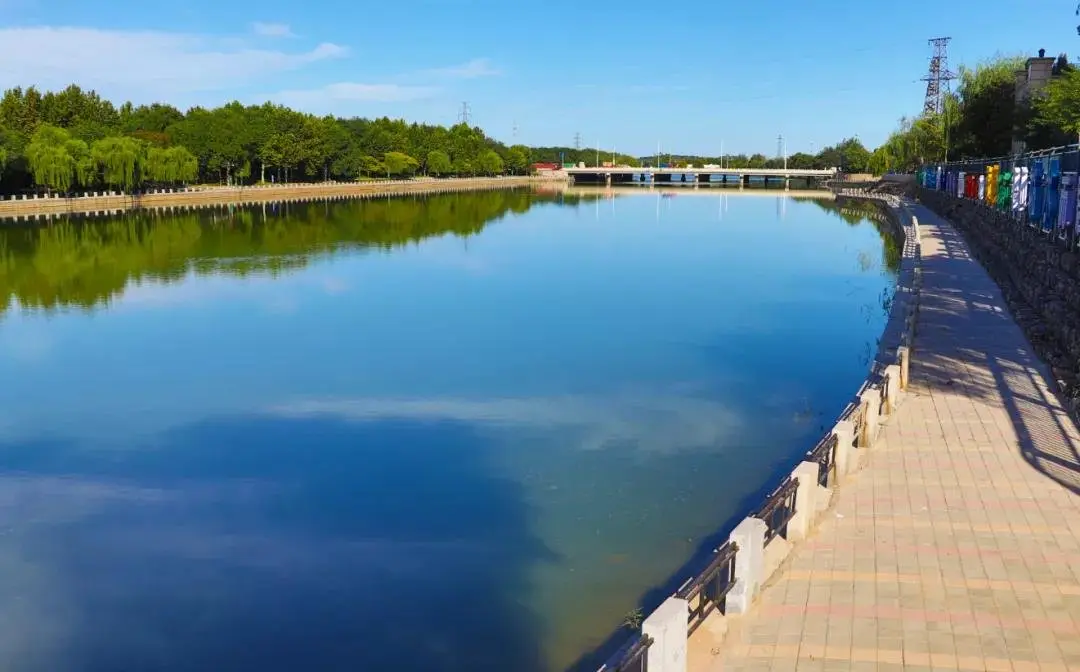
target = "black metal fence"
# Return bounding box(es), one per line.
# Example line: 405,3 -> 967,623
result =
675,541 -> 739,636
920,144 -> 1080,249
753,477 -> 799,545
879,371 -> 891,417
597,634 -> 653,672
807,433 -> 838,487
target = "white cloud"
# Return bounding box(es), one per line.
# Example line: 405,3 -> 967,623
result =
252,22 -> 295,38
422,58 -> 501,79
0,26 -> 347,99
269,393 -> 745,454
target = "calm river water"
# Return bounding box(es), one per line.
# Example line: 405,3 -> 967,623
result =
0,187 -> 897,672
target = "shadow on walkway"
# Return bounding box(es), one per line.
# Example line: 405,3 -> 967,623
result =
909,204 -> 1080,495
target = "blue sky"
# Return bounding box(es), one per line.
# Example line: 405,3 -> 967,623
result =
1,0 -> 1077,155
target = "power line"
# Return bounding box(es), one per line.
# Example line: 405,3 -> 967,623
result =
921,37 -> 957,115
458,101 -> 471,125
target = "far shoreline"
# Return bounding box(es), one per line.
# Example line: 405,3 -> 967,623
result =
0,175 -> 565,220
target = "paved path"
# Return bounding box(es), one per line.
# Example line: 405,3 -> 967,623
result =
691,204 -> 1080,671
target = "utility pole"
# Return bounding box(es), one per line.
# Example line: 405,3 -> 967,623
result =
574,132 -> 582,150
458,101 -> 471,125
595,140 -> 600,168
720,140 -> 724,170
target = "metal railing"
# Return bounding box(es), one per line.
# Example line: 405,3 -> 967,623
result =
753,477 -> 799,545
920,144 -> 1080,249
676,541 -> 739,636
846,402 -> 866,448
597,634 -> 653,672
879,372 -> 891,417
807,433 -> 838,487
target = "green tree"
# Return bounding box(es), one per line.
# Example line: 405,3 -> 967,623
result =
427,149 -> 452,176
383,151 -> 418,177
25,124 -> 77,193
1031,67 -> 1080,143
479,150 -> 504,175
91,136 -> 143,191
506,145 -> 529,174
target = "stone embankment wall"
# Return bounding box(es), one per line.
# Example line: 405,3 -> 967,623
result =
599,195 -> 924,672
0,175 -> 564,220
917,188 -> 1080,412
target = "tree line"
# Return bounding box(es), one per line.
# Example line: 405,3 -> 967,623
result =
0,85 -> 537,195
868,51 -> 1080,173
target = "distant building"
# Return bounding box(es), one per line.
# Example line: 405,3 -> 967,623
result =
1012,48 -> 1058,155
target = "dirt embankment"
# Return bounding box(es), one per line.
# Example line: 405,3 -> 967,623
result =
0,175 -> 564,220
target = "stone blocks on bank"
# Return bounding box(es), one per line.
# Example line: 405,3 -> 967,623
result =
643,597 -> 688,672
832,420 -> 856,482
859,387 -> 880,447
788,461 -> 819,541
726,517 -> 766,614
884,364 -> 902,411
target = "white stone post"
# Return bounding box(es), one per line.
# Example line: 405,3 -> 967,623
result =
832,420 -> 855,481
884,364 -> 901,412
788,462 -> 819,541
643,597 -> 688,672
726,517 -> 766,614
859,389 -> 880,448
896,346 -> 910,390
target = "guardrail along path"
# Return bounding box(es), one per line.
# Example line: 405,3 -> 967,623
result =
696,204 -> 1080,671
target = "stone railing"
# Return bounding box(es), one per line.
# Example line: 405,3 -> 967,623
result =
0,175 -> 554,220
597,196 -> 923,672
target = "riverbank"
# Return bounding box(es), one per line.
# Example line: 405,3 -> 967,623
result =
698,199 -> 1080,672
0,175 -> 563,220
596,194 -> 923,672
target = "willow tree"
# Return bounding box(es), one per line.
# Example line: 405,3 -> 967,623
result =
25,124 -> 76,193
92,136 -> 143,191
69,138 -> 95,187
144,145 -> 197,185
0,146 -> 6,179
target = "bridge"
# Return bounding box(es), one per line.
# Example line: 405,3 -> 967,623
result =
564,166 -> 838,187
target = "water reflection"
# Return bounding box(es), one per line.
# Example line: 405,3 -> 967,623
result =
0,188 -> 899,671
0,189 -> 601,316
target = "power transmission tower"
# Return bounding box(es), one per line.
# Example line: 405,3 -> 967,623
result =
921,37 -> 957,115
512,120 -> 518,140
573,132 -> 582,150
458,101 -> 471,125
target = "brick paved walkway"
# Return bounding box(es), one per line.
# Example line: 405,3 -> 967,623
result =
691,204 -> 1080,671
